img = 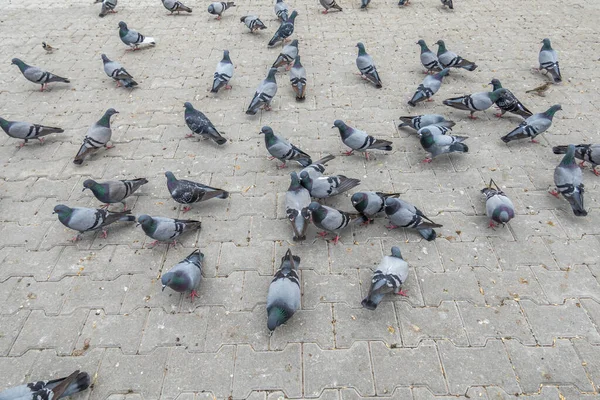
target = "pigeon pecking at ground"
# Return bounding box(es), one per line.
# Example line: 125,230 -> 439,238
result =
306,201 -> 363,244
73,108 -> 118,165
442,88 -> 509,119
11,58 -> 70,91
551,144 -> 587,216
0,370 -> 90,400
481,179 -> 515,228
398,114 -> 455,130
299,170 -> 361,199
419,128 -> 468,162
351,191 -> 400,223
165,171 -> 229,212
208,2 -> 235,19
53,205 -> 136,241
162,0 -> 192,14
266,248 -> 301,331
384,197 -> 442,241
161,249 -> 203,302
83,178 -> 148,210
362,246 -> 410,310
0,117 -> 63,147
319,0 -> 343,14
240,15 -> 267,32
97,0 -> 117,17
285,172 -> 311,241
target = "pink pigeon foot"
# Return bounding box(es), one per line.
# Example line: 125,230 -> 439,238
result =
488,220 -> 497,230
99,204 -> 110,209
190,290 -> 198,302
468,114 -> 478,120
549,190 -> 560,198
217,15 -> 221,20
318,231 -> 328,238
332,235 -> 340,245
530,139 -> 540,144
18,142 -> 26,148
182,206 -> 192,213
225,84 -> 232,90
421,158 -> 432,163
396,289 -> 408,297
426,98 -> 434,102
185,133 -> 195,138
495,113 -> 504,118
579,161 -> 586,168
594,168 -> 600,177
147,240 -> 160,248
322,9 -> 328,13
264,105 -> 272,111
70,235 -> 82,242
343,150 -> 354,156
277,163 -> 288,169
365,152 -> 370,161
105,144 -> 115,149
386,224 -> 399,230
100,230 -> 108,239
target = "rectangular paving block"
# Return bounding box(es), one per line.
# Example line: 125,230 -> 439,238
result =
532,265 -> 600,303
475,266 -> 548,305
203,306 -> 269,352
334,302 -> 401,349
572,339 -> 600,392
270,303 -> 335,351
302,269 -> 362,309
0,310 -> 29,356
78,309 -> 149,354
417,268 -> 485,306
396,301 -> 468,347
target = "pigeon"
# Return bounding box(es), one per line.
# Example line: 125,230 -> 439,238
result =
526,81 -> 552,96
286,172 -> 311,241
240,15 -> 267,32
289,56 -> 307,101
299,170 -> 361,199
136,215 -> 202,247
0,370 -> 90,400
246,68 -> 278,114
442,88 -> 509,119
416,124 -> 452,138
82,178 -> 148,210
73,108 -> 118,165
260,126 -> 312,168
118,21 -> 155,50
553,144 -> 600,176
272,40 -> 299,70
268,10 -> 298,47
356,42 -> 382,88
0,117 -> 63,147
408,68 -> 450,106
481,179 -> 515,228
551,144 -> 586,216
11,58 -> 70,91
97,0 -> 117,17
420,128 -> 468,162
398,0 -> 409,5
42,42 -> 57,53
306,201 -> 362,244
53,205 -> 136,241
416,39 -> 443,74
351,191 -> 400,223
161,249 -> 203,302
398,114 -> 455,130
435,40 -> 477,71
299,154 -> 336,180
501,104 -> 562,144
101,54 -> 138,88
274,0 -> 289,21
212,50 -> 234,93
162,0 -> 192,14
361,246 -> 409,310
384,197 -> 442,241
332,120 -> 392,160
539,38 -> 561,83
183,102 -> 226,145
489,78 -> 532,118
165,171 -> 229,212
440,0 -> 453,9
266,249 -> 301,331
320,0 -> 343,13
360,0 -> 370,8
208,1 -> 235,19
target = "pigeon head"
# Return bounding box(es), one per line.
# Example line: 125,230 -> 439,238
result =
267,306 -> 291,331
288,10 -> 298,20
290,39 -> 299,47
136,214 -> 154,228
101,54 -> 110,63
559,144 -> 576,167
161,270 -> 188,292
356,42 -> 366,55
222,50 -> 231,61
416,39 -> 429,52
435,39 -> 446,47
489,78 -> 502,90
384,198 -> 400,215
82,179 -> 99,192
293,56 -> 302,67
0,117 -> 9,129
489,88 -> 509,101
390,246 -> 403,259
165,171 -> 178,183
118,21 -> 127,30
545,104 -> 562,118
351,192 -> 368,212
299,171 -> 312,189
435,68 -> 450,80
105,108 -> 119,116
11,58 -> 26,70
259,126 -> 274,135
332,120 -> 347,130
541,38 -> 552,49
208,4 -> 215,12
420,129 -> 435,146
306,201 -> 326,221
288,172 -> 302,189
53,204 -> 73,217
98,108 -> 118,127
266,67 -> 278,80
184,102 -> 194,110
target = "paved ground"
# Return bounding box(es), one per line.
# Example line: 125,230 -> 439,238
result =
1,0 -> 600,398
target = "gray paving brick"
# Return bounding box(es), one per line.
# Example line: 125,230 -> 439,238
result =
0,246 -> 63,281
271,303 -> 335,351
412,387 -> 488,400
435,238 -> 499,272
543,235 -> 600,268
475,266 -> 549,305
489,236 -> 557,271
2,277 -> 73,315
62,275 -> 131,315
0,310 -> 29,356
0,351 -> 42,390
139,307 -> 208,354
396,301 -> 468,347
334,302 -> 400,349
532,265 -> 600,303
203,306 -> 268,352
417,268 -> 485,306
78,309 -> 148,354
302,269 -> 362,309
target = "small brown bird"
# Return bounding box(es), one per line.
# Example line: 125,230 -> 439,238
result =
42,42 -> 57,53
526,82 -> 552,96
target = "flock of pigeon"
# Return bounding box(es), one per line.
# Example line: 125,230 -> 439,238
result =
0,0 -> 598,397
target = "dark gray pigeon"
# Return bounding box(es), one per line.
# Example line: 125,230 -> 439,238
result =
246,68 -> 278,115
489,79 -> 532,118
118,21 -> 155,50
351,191 -> 400,223
440,0 -> 453,9
289,56 -> 307,101
384,197 -> 442,241
417,39 -> 443,74
137,215 -> 202,247
501,104 -> 561,143
435,40 -> 477,71
356,42 -> 382,88
398,114 -> 455,130
299,154 -> 336,180
268,11 -> 298,47
320,0 -> 342,13
267,249 -> 301,331
416,124 -> 452,138
307,201 -> 363,244
361,246 -> 409,310
208,1 -> 235,19
162,0 -> 192,13
360,0 -> 370,8
286,172 -> 311,241
300,170 -> 360,199
260,126 -> 311,168
97,0 -> 117,17
420,128 -> 468,162
165,171 -> 229,212
273,40 -> 299,70
443,89 -> 509,119
73,108 -> 118,165
408,68 -> 450,106
481,179 -> 515,228
82,178 -> 148,210
101,54 -> 137,88
0,117 -> 63,147
0,370 -> 90,400
551,144 -> 586,216
240,15 -> 267,32
53,205 -> 135,241
184,102 -> 226,145
212,50 -> 234,93
274,0 -> 288,21
161,249 -> 203,302
553,144 -> 600,176
539,38 -> 561,83
333,119 -> 392,160
11,58 -> 70,91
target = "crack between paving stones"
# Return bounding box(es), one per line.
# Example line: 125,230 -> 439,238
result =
453,300 -> 471,347
501,338 -> 525,394
433,339 -> 450,395
570,337 -> 599,393
366,341 -> 377,395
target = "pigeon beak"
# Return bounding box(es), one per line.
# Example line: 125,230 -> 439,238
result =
161,285 -> 166,292
82,187 -> 87,192
135,222 -> 141,227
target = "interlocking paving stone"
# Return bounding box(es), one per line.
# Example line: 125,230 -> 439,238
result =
334,302 -> 401,349
396,301 -> 468,347
532,265 -> 600,303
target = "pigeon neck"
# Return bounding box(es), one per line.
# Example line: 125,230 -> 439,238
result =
418,43 -> 430,54
541,41 -> 552,51
91,183 -> 106,196
420,134 -> 435,147
98,112 -> 113,128
310,206 -> 326,223
489,89 -> 505,102
293,57 -> 302,68
544,106 -> 560,119
560,148 -> 576,166
222,53 -> 231,63
267,306 -> 290,330
491,81 -> 502,91
0,118 -> 9,129
436,43 -> 447,56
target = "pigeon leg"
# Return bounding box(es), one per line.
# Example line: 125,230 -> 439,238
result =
343,150 -> 354,156
71,234 -> 82,242
487,220 -> 497,230
360,218 -> 373,226
530,138 -> 540,144
285,64 -> 292,71
495,112 -> 504,118
579,161 -> 586,168
365,152 -> 370,161
385,224 -> 399,230
421,158 -> 432,163
185,133 -> 195,138
225,84 -> 232,90
217,15 -> 222,20
38,137 -> 45,144
100,229 -> 108,239
109,9 -> 117,13
116,81 -> 122,88
105,143 -> 115,149
322,9 -> 328,13
182,206 -> 192,213
426,98 -> 434,102
147,240 -> 160,248
332,235 -> 340,245
121,202 -> 128,211
594,167 -> 600,177
277,162 -> 287,169
468,112 -> 477,120
549,189 -> 560,198
99,204 -> 110,209
264,104 -> 272,111
267,156 -> 276,160
18,142 -> 26,148
190,290 -> 198,302
317,231 -> 328,238
396,289 -> 408,297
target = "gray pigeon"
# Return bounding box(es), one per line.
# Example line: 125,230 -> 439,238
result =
360,0 -> 370,8
260,126 -> 311,168
481,179 -> 515,228
320,0 -> 343,13
286,172 -> 311,241
53,205 -> 136,241
161,249 -> 203,302
299,154 -> 336,180
408,68 -> 450,106
351,191 -> 400,223
306,201 -> 363,244
489,78 -> 532,118
266,249 -> 301,331
398,114 -> 455,130
73,108 -> 118,165
273,40 -> 299,70
290,56 -> 307,101
165,171 -> 229,212
553,144 -> 600,176
420,128 -> 468,162
299,170 -> 360,199
268,10 -> 298,47
240,15 -> 267,32
0,117 -> 63,147
83,178 -> 148,210
246,68 -> 278,115
501,104 -> 561,143
417,39 -> 443,74
442,89 -> 509,119
551,144 -> 586,216
162,0 -> 192,13
274,0 -> 289,21
416,124 -> 452,138
384,197 -> 442,241
184,102 -> 226,145
212,50 -> 234,93
137,215 -> 202,247
539,38 -> 561,83
11,58 -> 70,91
101,54 -> 137,88
208,1 -> 235,19
332,120 -> 392,160
356,42 -> 382,88
118,21 -> 155,50
440,0 -> 453,9
0,370 -> 90,400
361,246 -> 409,310
435,40 -> 477,71
397,0 -> 409,5
97,0 -> 117,17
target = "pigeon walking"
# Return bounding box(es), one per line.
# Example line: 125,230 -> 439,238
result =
299,170 -> 360,199
332,120 -> 392,160
435,40 -> 477,71
246,68 -> 278,114
211,50 -> 234,93
384,197 -> 442,241
489,78 -> 532,118
137,215 -> 202,247
551,144 -> 586,216
501,104 -> 561,144
289,56 -> 307,101
97,0 -> 117,16
408,68 -> 450,106
118,21 -> 155,50
351,191 -> 400,223
420,128 -> 468,162
53,205 -> 136,241
286,172 -> 311,241
442,88 -> 509,119
165,171 -> 229,212
398,114 -> 455,130
417,39 -> 443,74
82,178 -> 148,210
274,0 -> 289,21
183,102 -> 226,145
268,10 -> 298,46
356,42 -> 382,88
299,154 -> 336,179
0,370 -> 90,400
538,38 -> 561,83
306,202 -> 362,244
362,247 -> 409,310
553,144 -> 600,176
240,15 -> 267,32
320,0 -> 343,13
101,54 -> 137,88
260,126 -> 311,168
272,40 -> 299,70
73,108 -> 118,165
266,249 -> 301,331
440,0 -> 453,9
0,117 -> 63,147
161,249 -> 203,302
11,58 -> 70,91
481,179 -> 515,228
42,42 -> 57,53
162,0 -> 192,13
208,1 -> 235,19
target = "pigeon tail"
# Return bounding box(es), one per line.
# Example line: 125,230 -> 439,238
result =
443,97 -> 471,111
418,228 -> 437,241
335,176 -> 361,194
48,75 -> 70,84
214,136 -> 227,145
45,371 -> 91,398
296,157 -> 312,167
369,139 -> 393,151
73,144 -> 95,164
119,215 -> 137,222
449,142 -> 468,153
